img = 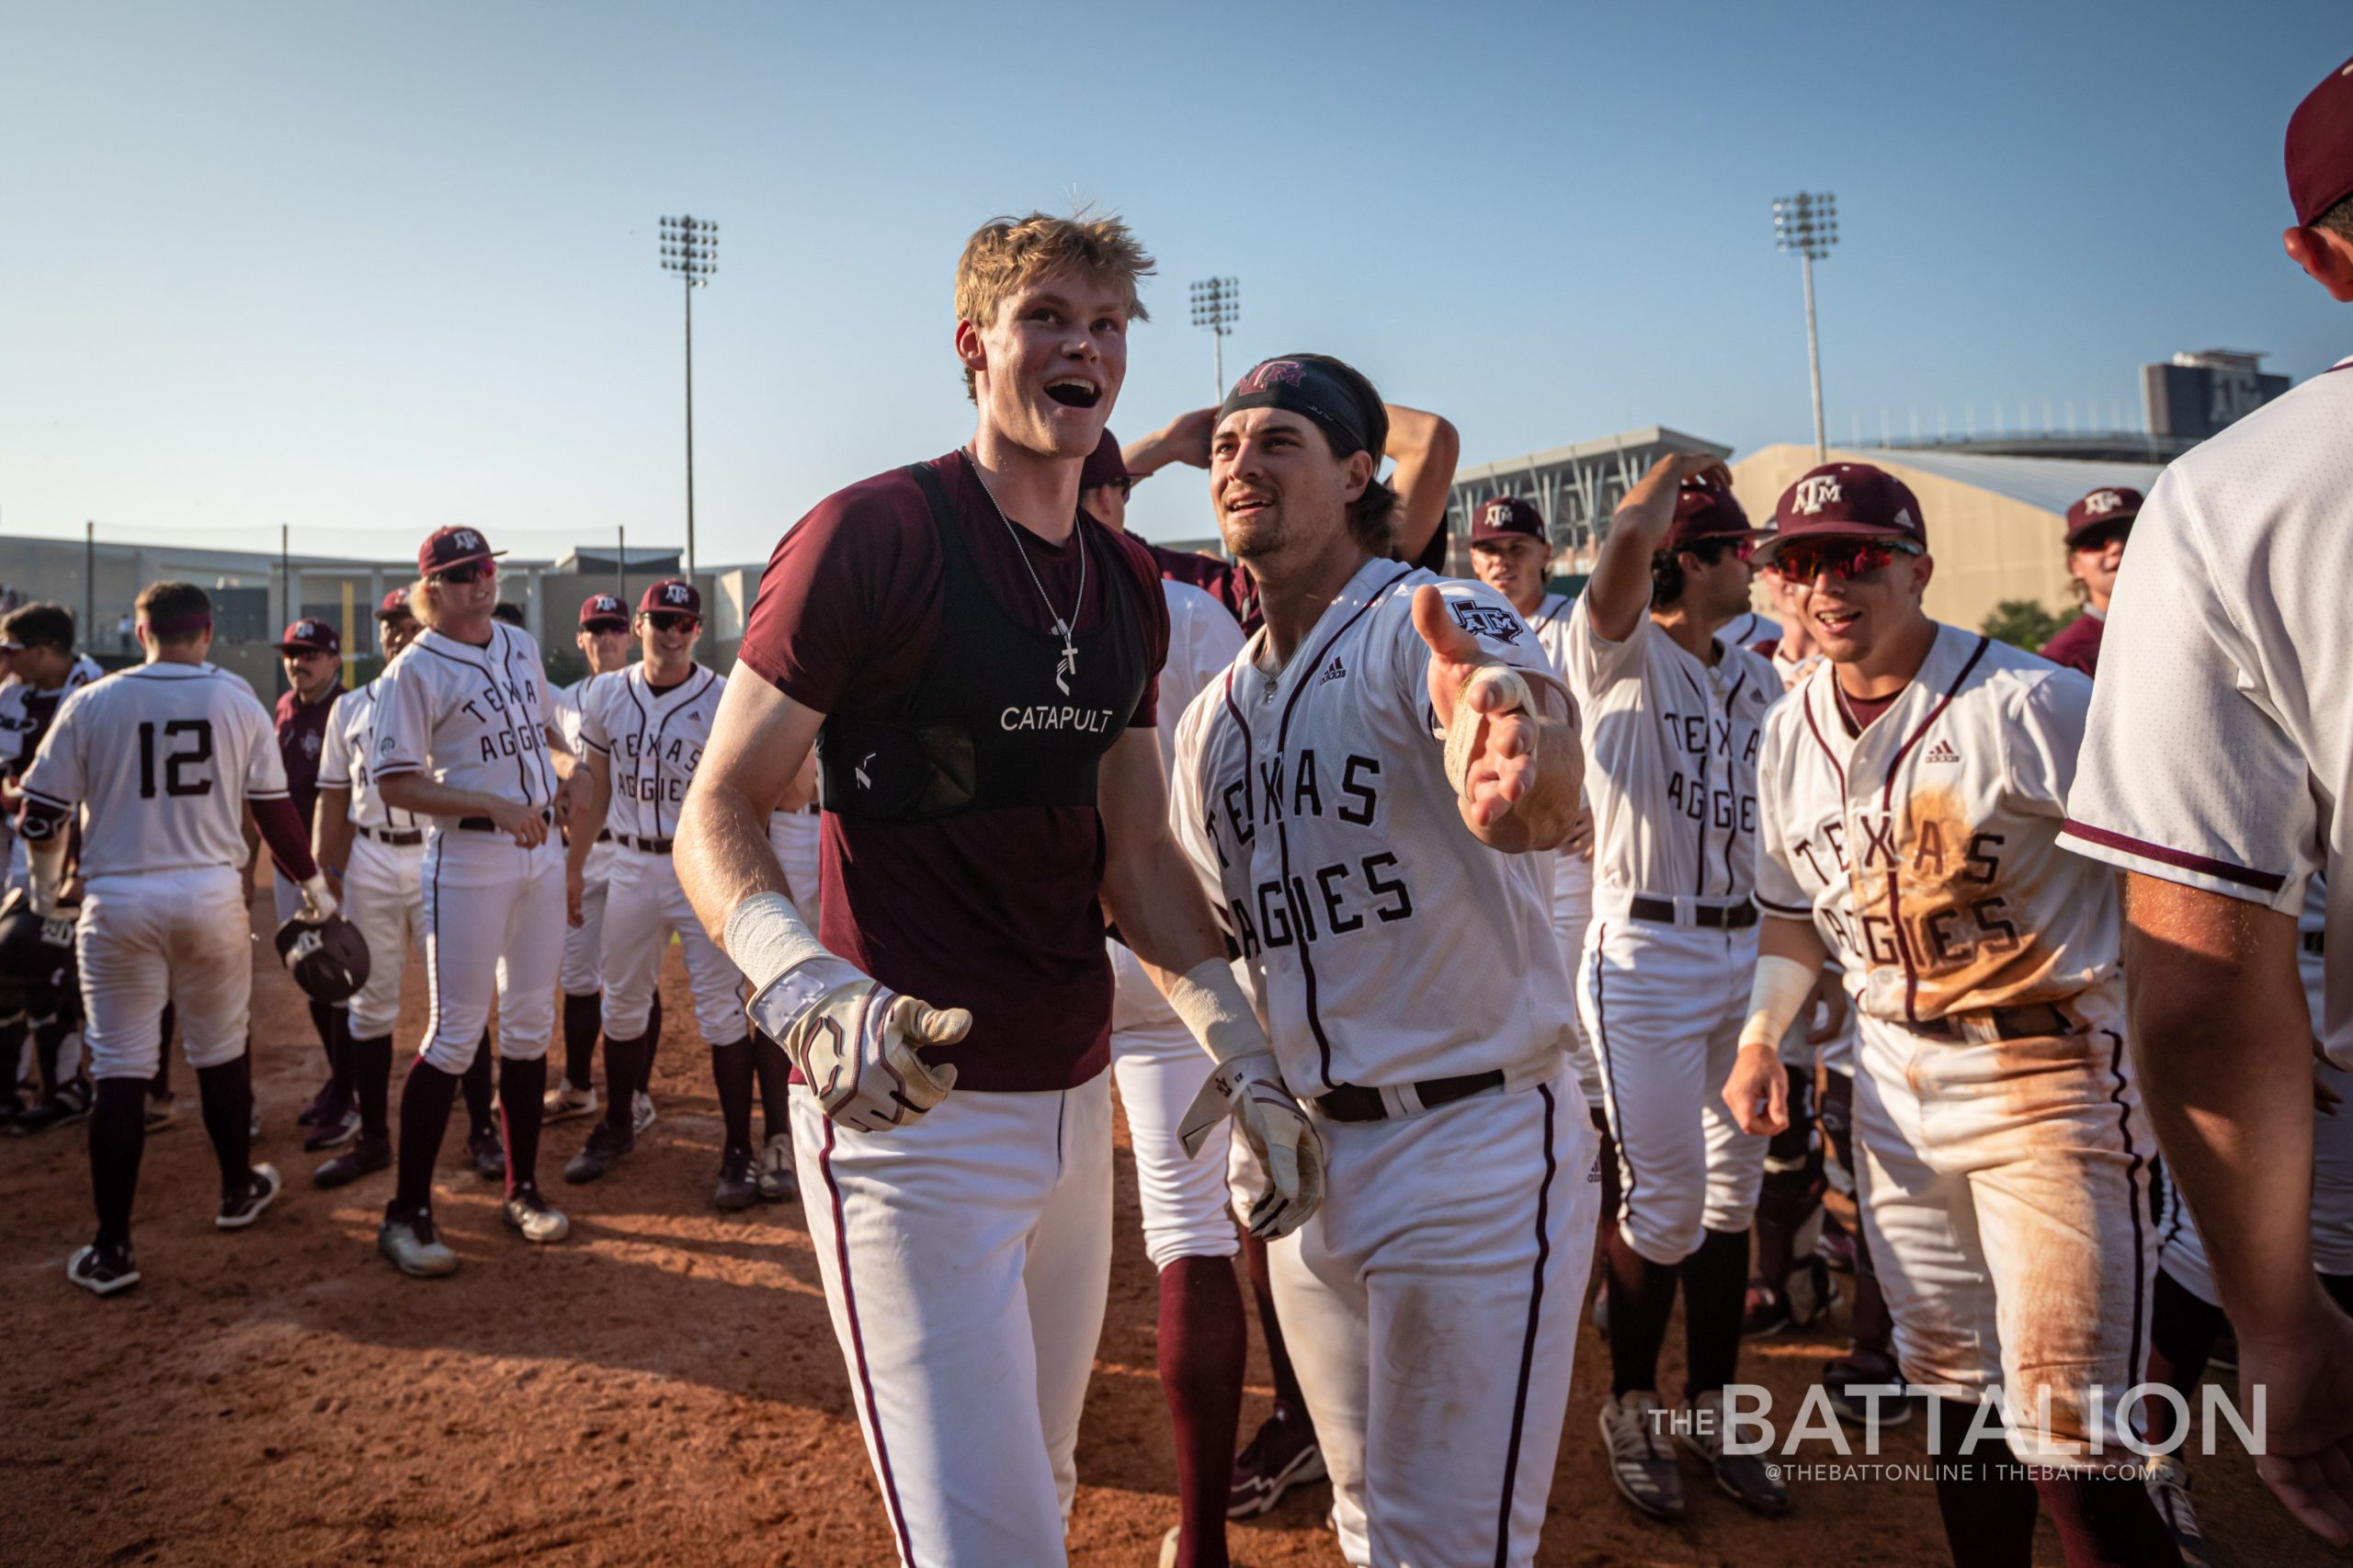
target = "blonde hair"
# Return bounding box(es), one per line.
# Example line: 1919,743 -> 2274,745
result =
954,210 -> 1154,401
410,577 -> 451,631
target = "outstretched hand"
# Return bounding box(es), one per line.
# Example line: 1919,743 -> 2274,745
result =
1412,585 -> 1540,833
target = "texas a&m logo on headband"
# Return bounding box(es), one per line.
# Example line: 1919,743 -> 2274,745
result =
1234,359 -> 1307,394
1449,600 -> 1524,645
1793,476 -> 1842,514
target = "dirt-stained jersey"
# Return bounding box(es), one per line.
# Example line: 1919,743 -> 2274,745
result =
369,622 -> 560,811
318,681 -> 424,835
1563,596 -> 1777,901
1755,623 -> 2116,1024
574,664 -> 724,842
19,663 -> 285,879
1169,562 -> 1576,1096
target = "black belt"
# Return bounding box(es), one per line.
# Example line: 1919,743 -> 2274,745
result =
1317,1070 -> 1504,1124
1914,1001 -> 2074,1043
597,828 -> 613,843
360,825 -> 423,846
618,834 -> 674,854
2306,931 -> 2326,957
457,810 -> 551,833
1628,895 -> 1756,930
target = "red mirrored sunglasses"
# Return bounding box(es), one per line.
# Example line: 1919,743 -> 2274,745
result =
1769,537 -> 1920,583
433,560 -> 496,585
645,611 -> 701,634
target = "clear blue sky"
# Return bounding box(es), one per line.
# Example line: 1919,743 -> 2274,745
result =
5,1 -> 2346,562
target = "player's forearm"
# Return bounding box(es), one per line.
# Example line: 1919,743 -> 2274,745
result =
2124,878 -> 2322,1340
252,796 -> 321,882
567,766 -> 613,881
314,790 -> 355,876
1103,835 -> 1230,978
377,772 -> 505,822
677,780 -> 794,945
1585,506 -> 1665,643
1383,404 -> 1460,565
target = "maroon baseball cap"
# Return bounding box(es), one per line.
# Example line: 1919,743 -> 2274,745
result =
1081,430 -> 1131,492
2287,56 -> 2353,226
639,579 -> 701,618
1469,496 -> 1545,545
2063,486 -> 2143,547
276,618 -> 340,657
1764,462 -> 1928,559
374,589 -> 414,620
417,525 -> 503,578
1664,479 -> 1759,551
578,593 -> 628,630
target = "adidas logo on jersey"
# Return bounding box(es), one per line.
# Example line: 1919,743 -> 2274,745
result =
1318,655 -> 1347,686
1924,739 -> 1961,764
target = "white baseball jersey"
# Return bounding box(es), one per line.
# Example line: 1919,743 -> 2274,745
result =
2061,356 -> 2353,1067
553,674 -> 620,880
369,622 -> 560,811
318,681 -> 424,834
19,663 -> 285,879
1720,608 -> 1780,648
574,664 -> 724,841
1170,562 -> 1575,1095
0,654 -> 104,774
1756,622 -> 2116,1024
1523,592 -> 1595,915
1562,595 -> 1777,900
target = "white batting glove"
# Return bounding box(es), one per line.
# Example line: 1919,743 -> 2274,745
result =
749,975 -> 969,1133
298,871 -> 339,924
1178,1052 -> 1325,1241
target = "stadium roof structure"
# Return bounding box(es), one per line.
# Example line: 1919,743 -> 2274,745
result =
1845,448 -> 2167,516
1449,426 -> 1733,551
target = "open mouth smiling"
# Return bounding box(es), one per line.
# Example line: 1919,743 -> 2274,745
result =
1045,378 -> 1101,409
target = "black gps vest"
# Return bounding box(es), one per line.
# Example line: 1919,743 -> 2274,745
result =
814,460 -> 1148,823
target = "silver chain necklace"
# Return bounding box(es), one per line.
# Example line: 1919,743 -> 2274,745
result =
970,456 -> 1086,684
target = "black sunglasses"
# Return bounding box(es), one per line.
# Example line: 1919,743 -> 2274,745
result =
433,560 -> 495,585
646,611 -> 700,634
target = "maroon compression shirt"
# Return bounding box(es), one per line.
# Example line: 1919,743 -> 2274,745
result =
738,449 -> 1171,1091
2038,610 -> 2102,677
275,686 -> 338,830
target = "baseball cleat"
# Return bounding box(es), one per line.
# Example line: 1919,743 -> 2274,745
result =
1786,1256 -> 1837,1330
1599,1391 -> 1685,1520
466,1124 -> 506,1182
379,1211 -> 459,1278
1822,1348 -> 1914,1428
1227,1403 -> 1325,1519
295,1076 -> 338,1127
8,1076 -> 93,1137
313,1133 -> 391,1189
1742,1278 -> 1794,1338
712,1144 -> 758,1211
564,1120 -> 632,1185
303,1104 -> 361,1153
67,1242 -> 141,1297
631,1090 -> 656,1136
502,1185 -> 570,1244
143,1092 -> 178,1132
1675,1390 -> 1790,1516
2143,1451 -> 2214,1568
1157,1524 -> 1182,1568
756,1131 -> 799,1202
216,1164 -> 283,1230
541,1078 -> 598,1124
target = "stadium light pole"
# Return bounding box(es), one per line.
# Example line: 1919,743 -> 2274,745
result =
1190,277 -> 1239,400
659,215 -> 719,577
1772,192 -> 1838,462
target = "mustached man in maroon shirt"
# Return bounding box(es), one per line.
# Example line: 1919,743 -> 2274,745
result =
677,213 -> 1334,1566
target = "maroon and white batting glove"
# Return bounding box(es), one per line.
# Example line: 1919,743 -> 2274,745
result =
1178,1053 -> 1324,1241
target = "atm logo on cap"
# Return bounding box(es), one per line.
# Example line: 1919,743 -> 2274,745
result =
2082,490 -> 2124,516
661,583 -> 693,606
453,529 -> 483,551
1793,477 -> 1841,514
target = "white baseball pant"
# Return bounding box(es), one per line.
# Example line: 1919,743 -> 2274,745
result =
1549,850 -> 1601,1110
1853,985 -> 2156,1465
342,833 -> 424,1040
597,848 -> 745,1044
767,807 -> 823,920
1271,1069 -> 1597,1567
1108,939 -> 1235,1269
77,867 -> 252,1077
559,840 -> 615,996
417,831 -> 564,1072
1580,906 -> 1767,1265
792,1074 -> 1112,1568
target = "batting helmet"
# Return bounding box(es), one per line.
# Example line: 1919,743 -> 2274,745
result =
0,891 -> 77,993
275,915 -> 371,1004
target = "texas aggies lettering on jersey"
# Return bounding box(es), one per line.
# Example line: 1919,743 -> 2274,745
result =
1170,564 -> 1576,1097
1756,627 -> 2114,1023
572,665 -> 723,839
20,664 -> 287,878
1563,595 -> 1776,902
369,620 -> 558,807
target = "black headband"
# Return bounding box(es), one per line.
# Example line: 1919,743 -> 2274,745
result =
1217,354 -> 1387,458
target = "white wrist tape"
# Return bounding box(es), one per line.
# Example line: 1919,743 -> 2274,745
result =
1442,664 -> 1533,795
725,891 -> 863,1023
1738,954 -> 1818,1056
1163,958 -> 1267,1066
